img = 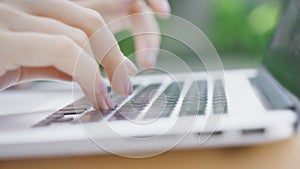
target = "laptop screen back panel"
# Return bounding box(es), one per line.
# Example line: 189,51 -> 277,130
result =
263,0 -> 300,99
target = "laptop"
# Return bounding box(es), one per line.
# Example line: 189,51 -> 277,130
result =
0,0 -> 300,159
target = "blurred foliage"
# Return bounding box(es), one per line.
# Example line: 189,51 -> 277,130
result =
116,0 -> 281,62
115,31 -> 135,60
209,0 -> 280,56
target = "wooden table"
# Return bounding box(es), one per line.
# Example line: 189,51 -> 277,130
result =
1,135 -> 300,169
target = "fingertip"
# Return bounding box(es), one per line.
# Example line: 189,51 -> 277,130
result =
105,93 -> 116,109
161,0 -> 171,13
156,13 -> 171,19
85,89 -> 109,111
157,0 -> 171,19
125,76 -> 133,95
148,0 -> 171,19
97,96 -> 109,110
94,79 -> 111,110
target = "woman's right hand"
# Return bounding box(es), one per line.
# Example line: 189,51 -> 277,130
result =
74,0 -> 171,69
0,0 -> 138,110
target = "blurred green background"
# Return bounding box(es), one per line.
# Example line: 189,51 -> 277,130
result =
116,0 -> 281,69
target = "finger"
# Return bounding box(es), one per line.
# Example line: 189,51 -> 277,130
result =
16,0 -> 137,95
74,0 -> 134,14
130,1 -> 161,69
8,14 -> 94,58
147,0 -> 171,18
17,66 -> 72,83
73,0 -> 132,33
73,0 -> 132,29
0,67 -> 72,91
71,0 -> 133,33
76,0 -> 171,18
9,32 -> 114,110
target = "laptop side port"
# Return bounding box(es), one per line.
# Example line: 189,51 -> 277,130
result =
197,131 -> 223,137
241,128 -> 265,135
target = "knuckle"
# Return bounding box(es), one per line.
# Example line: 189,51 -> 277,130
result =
54,36 -> 79,56
0,5 -> 27,29
72,28 -> 89,47
85,10 -> 105,33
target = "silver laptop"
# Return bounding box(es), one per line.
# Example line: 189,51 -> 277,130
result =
0,0 -> 299,159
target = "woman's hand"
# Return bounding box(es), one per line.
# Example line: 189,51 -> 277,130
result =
73,0 -> 171,68
0,0 -> 138,110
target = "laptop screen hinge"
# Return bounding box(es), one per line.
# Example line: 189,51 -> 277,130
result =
251,67 -> 300,132
251,68 -> 296,110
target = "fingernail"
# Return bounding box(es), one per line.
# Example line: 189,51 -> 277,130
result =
98,97 -> 109,110
125,58 -> 138,74
105,94 -> 115,109
124,76 -> 133,95
161,0 -> 171,14
95,80 -> 110,110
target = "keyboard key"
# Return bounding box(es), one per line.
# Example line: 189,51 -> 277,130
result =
213,80 -> 227,114
61,105 -> 89,111
144,82 -> 183,119
180,80 -> 207,116
33,119 -> 53,127
32,85 -> 138,126
113,108 -> 141,121
46,113 -> 64,120
76,109 -> 111,123
54,117 -> 74,123
110,84 -> 161,121
54,109 -> 87,115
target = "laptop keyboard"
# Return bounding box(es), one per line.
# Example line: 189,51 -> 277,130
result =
33,79 -> 227,127
110,84 -> 161,121
180,81 -> 207,116
144,82 -> 183,119
213,80 -> 228,114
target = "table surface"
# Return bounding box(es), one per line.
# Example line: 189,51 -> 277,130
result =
1,135 -> 300,169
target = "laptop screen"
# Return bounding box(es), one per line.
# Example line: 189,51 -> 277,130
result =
263,0 -> 300,98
